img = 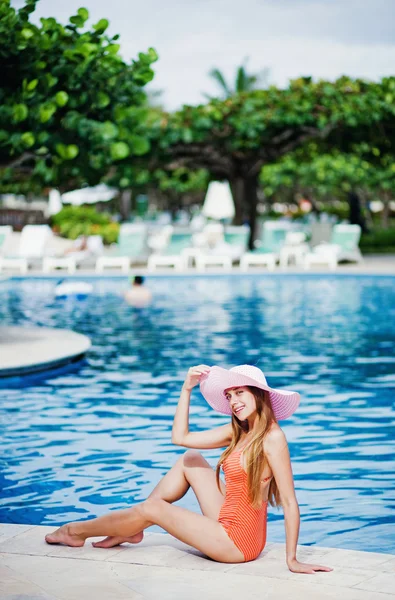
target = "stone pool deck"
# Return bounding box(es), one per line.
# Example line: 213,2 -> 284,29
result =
0,524 -> 394,600
0,326 -> 91,377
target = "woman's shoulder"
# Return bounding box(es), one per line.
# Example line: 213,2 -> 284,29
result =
263,422 -> 288,454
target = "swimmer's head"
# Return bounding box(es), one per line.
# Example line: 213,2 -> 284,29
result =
133,275 -> 144,286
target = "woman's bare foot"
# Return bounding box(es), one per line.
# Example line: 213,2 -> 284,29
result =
45,524 -> 85,547
92,531 -> 144,548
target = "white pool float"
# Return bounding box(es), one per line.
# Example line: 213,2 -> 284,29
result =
55,281 -> 93,299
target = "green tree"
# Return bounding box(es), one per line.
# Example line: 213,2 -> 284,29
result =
0,0 -> 158,191
261,145 -> 395,230
106,160 -> 209,221
152,167 -> 208,217
155,77 -> 395,246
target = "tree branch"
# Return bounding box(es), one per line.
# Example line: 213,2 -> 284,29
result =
271,129 -> 295,145
163,143 -> 235,178
0,152 -> 38,171
153,122 -> 336,181
273,123 -> 335,158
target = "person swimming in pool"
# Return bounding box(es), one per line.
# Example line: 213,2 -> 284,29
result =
45,364 -> 333,572
123,275 -> 152,307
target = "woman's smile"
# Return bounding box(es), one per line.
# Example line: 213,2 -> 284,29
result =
225,387 -> 257,421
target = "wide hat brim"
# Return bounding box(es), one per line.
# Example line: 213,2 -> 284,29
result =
199,366 -> 300,420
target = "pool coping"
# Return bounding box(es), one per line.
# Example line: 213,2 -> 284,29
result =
0,524 -> 394,599
2,270 -> 395,282
0,326 -> 91,377
0,253 -> 394,281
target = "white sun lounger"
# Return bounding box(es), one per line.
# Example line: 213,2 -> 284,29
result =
0,225 -> 53,274
240,221 -> 292,271
43,236 -> 104,274
147,228 -> 193,271
96,223 -> 148,273
304,224 -> 363,270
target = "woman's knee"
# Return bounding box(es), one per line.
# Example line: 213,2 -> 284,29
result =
182,449 -> 206,469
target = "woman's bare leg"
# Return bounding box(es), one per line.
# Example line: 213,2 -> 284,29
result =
150,449 -> 226,516
46,450 -> 226,548
45,498 -> 244,563
92,449 -> 225,547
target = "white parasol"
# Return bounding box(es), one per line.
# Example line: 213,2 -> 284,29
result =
48,189 -> 62,215
202,181 -> 235,220
61,184 -> 118,206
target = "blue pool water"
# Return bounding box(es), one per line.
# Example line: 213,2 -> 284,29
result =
0,275 -> 394,554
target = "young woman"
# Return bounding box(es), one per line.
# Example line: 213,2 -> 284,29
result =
45,364 -> 332,574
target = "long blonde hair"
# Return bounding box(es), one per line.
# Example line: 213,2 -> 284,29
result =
215,386 -> 281,509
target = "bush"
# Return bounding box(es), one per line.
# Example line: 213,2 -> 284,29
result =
360,227 -> 395,253
51,206 -> 120,245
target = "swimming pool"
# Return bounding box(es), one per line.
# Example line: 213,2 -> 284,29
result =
0,275 -> 394,554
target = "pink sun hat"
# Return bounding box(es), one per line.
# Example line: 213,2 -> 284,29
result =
199,365 -> 300,420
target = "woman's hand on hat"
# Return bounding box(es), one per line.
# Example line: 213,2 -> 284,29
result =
287,558 -> 333,574
183,365 -> 211,391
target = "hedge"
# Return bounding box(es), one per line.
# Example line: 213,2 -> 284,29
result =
50,206 -> 119,244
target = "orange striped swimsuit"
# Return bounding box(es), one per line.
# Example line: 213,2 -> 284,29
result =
218,447 -> 271,562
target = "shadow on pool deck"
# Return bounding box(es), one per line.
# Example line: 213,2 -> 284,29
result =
0,524 -> 394,600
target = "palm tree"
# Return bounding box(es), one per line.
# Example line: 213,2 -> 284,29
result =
205,58 -> 269,99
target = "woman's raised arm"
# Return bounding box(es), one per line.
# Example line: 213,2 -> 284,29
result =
172,365 -> 232,449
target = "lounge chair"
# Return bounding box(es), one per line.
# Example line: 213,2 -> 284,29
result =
303,224 -> 363,270
240,221 -> 292,271
147,228 -> 193,271
43,235 -> 104,274
279,231 -> 310,268
0,226 -> 13,255
95,223 -> 148,273
202,223 -> 225,248
195,252 -> 232,271
224,225 -> 250,261
0,224 -> 53,274
182,223 -> 223,269
192,225 -> 249,271
146,224 -> 173,253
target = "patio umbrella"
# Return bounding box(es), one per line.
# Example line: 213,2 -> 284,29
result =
61,184 -> 118,205
48,189 -> 62,215
202,181 -> 235,220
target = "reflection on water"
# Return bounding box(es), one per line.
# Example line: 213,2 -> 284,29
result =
0,275 -> 394,553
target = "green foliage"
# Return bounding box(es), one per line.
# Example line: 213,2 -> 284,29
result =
150,77 -> 395,243
154,167 -> 208,194
360,227 -> 395,253
51,205 -> 119,244
315,201 -> 350,220
157,76 -> 395,176
261,145 -> 395,204
51,205 -> 110,226
0,0 -> 158,189
110,142 -> 130,161
2,0 -> 395,234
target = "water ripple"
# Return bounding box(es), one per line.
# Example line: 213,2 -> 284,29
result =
0,275 -> 394,553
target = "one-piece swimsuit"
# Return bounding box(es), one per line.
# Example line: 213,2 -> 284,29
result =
218,447 -> 271,562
